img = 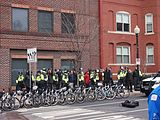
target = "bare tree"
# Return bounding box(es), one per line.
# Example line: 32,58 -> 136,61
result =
60,12 -> 99,70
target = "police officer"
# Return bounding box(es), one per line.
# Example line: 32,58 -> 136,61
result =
41,68 -> 48,90
95,69 -> 100,87
36,71 -> 41,91
117,66 -> 125,85
16,72 -> 25,91
148,84 -> 160,120
52,69 -> 59,89
133,67 -> 142,90
78,68 -> 84,88
62,70 -> 69,88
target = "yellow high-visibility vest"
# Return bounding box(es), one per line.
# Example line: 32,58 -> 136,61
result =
16,75 -> 24,84
36,75 -> 41,81
117,71 -> 124,80
53,74 -> 58,81
62,73 -> 68,83
78,72 -> 84,82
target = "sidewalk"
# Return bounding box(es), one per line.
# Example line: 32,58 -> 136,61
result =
0,111 -> 28,120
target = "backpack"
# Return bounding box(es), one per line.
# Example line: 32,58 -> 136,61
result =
121,100 -> 139,108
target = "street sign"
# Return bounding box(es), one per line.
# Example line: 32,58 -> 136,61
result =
136,58 -> 140,65
27,48 -> 37,63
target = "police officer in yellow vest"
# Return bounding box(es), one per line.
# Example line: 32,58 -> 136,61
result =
36,71 -> 42,90
78,68 -> 84,87
16,72 -> 25,91
52,70 -> 59,89
41,68 -> 48,90
117,66 -> 125,85
62,70 -> 69,88
95,69 -> 100,87
90,70 -> 96,87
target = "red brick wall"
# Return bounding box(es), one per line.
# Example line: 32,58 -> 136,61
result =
0,0 -> 99,90
0,48 -> 10,91
100,0 -> 160,78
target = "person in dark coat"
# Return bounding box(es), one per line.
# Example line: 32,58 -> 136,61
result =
68,70 -> 77,89
125,68 -> 133,92
104,67 -> 113,86
47,68 -> 53,91
24,71 -> 30,92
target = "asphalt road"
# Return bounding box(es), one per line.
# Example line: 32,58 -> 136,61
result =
0,91 -> 148,120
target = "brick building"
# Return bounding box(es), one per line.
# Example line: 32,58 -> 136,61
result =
99,0 -> 160,77
0,0 -> 99,90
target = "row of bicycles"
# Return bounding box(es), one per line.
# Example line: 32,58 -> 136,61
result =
0,83 -> 130,111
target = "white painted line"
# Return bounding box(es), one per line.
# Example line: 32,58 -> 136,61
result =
42,116 -> 54,119
70,108 -> 147,120
88,115 -> 126,120
54,111 -> 105,120
77,98 -> 147,108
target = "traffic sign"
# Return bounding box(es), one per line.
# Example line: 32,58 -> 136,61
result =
27,48 -> 37,63
136,58 -> 140,65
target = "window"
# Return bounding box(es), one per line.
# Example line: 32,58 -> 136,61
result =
37,59 -> 53,71
61,13 -> 75,34
12,8 -> 28,32
38,11 -> 53,33
11,59 -> 28,85
61,59 -> 75,70
116,46 -> 130,64
116,12 -> 130,32
146,46 -> 154,64
145,14 -> 153,33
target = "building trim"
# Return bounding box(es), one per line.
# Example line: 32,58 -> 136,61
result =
108,30 -> 135,35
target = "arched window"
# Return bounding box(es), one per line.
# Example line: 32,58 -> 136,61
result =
116,11 -> 130,32
146,44 -> 154,64
145,13 -> 153,33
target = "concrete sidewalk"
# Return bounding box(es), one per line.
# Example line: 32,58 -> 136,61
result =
0,111 -> 28,120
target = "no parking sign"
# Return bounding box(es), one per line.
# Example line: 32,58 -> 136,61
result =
27,48 -> 37,63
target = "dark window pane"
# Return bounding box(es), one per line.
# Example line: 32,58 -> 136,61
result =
124,23 -> 129,32
12,8 -> 28,32
11,59 -> 28,85
148,55 -> 154,63
116,55 -> 122,63
123,55 -> 129,63
147,24 -> 152,33
117,23 -> 122,31
37,59 -> 53,71
61,59 -> 75,70
61,13 -> 75,34
38,11 -> 53,33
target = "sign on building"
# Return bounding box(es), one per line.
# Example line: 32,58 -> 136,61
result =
136,58 -> 140,65
27,48 -> 37,63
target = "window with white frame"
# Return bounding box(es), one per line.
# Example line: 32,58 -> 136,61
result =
145,14 -> 153,33
116,46 -> 130,64
116,12 -> 130,32
146,45 -> 154,64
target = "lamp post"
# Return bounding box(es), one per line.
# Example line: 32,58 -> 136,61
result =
134,25 -> 140,71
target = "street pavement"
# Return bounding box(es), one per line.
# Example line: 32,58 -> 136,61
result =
0,91 -> 148,120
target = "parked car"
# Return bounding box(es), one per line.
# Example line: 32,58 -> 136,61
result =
140,73 -> 160,96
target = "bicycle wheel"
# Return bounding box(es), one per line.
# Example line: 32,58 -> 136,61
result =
12,98 -> 20,110
120,89 -> 130,98
1,99 -> 14,111
105,89 -> 116,100
23,96 -> 33,108
96,90 -> 106,101
87,89 -> 97,101
66,93 -> 76,105
51,95 -> 58,106
76,92 -> 85,103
